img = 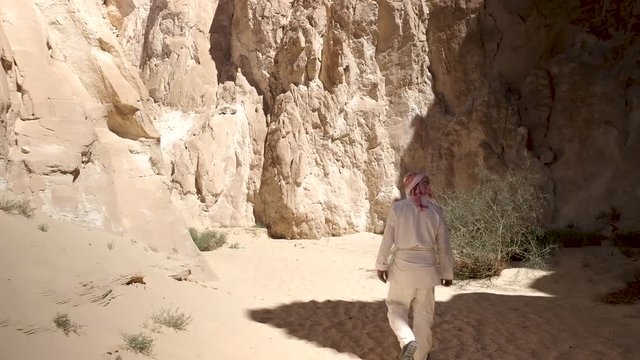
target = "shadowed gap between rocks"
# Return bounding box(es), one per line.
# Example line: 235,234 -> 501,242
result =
209,0 -> 235,83
139,0 -> 168,69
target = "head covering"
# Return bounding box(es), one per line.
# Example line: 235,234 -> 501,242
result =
403,172 -> 438,210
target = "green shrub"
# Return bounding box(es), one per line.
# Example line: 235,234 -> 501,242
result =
439,169 -> 553,280
0,198 -> 35,218
188,228 -> 227,251
151,307 -> 192,331
122,332 -> 154,356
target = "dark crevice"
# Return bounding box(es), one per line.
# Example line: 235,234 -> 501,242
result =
139,0 -> 169,69
209,0 -> 235,83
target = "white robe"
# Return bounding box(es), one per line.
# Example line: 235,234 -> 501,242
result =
375,198 -> 454,288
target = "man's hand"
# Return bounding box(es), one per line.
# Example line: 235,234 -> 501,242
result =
441,279 -> 453,287
377,270 -> 388,283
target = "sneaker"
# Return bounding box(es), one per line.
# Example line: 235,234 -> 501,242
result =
400,341 -> 417,360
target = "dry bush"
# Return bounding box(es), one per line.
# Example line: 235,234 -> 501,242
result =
613,231 -> 640,248
53,313 -> 81,336
151,306 -> 192,331
188,228 -> 227,251
439,169 -> 553,280
0,198 -> 35,218
601,272 -> 640,305
122,332 -> 154,356
612,231 -> 640,258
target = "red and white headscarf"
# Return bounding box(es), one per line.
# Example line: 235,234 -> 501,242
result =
403,172 -> 438,210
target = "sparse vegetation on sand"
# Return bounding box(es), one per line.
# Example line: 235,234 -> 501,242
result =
122,332 -> 154,356
440,169 -> 553,280
37,223 -> 49,232
188,228 -> 227,251
151,306 -> 193,331
53,313 -> 81,336
0,198 -> 35,218
612,231 -> 640,258
602,272 -> 640,305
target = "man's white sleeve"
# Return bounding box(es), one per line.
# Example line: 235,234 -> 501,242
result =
375,207 -> 396,271
437,215 -> 455,280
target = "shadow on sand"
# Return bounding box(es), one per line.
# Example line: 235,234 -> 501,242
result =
249,257 -> 640,360
249,283 -> 639,359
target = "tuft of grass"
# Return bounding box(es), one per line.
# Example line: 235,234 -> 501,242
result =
439,169 -> 553,280
151,306 -> 192,331
122,332 -> 154,356
539,228 -> 606,248
601,272 -> 640,305
107,241 -> 115,250
37,223 -> 49,232
0,198 -> 35,218
53,313 -> 81,336
188,227 -> 227,251
228,242 -> 241,249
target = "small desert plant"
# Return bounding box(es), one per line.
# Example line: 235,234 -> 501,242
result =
613,231 -> 640,258
122,332 -> 154,356
613,231 -> 640,248
0,198 -> 35,218
601,272 -> 640,305
37,223 -> 49,232
188,227 -> 227,251
151,306 -> 193,331
107,241 -> 115,250
439,169 -> 553,279
53,313 -> 81,336
228,242 -> 241,249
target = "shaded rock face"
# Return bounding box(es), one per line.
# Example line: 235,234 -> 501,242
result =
1,0 -> 638,241
404,0 -> 640,230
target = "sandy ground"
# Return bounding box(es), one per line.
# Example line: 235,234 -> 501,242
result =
1,212 -> 640,360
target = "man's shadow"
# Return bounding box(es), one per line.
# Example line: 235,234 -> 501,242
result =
248,261 -> 640,360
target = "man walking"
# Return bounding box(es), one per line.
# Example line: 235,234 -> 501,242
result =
375,172 -> 454,360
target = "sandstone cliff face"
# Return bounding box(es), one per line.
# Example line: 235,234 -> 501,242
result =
1,0 -> 638,242
231,0 -> 437,238
0,0 -> 211,278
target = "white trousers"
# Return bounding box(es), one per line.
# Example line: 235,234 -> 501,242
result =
386,282 -> 435,360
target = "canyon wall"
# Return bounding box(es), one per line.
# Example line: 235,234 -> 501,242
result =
1,0 -> 637,242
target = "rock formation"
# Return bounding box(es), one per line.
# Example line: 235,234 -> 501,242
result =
1,0 -> 638,242
0,0 -> 212,279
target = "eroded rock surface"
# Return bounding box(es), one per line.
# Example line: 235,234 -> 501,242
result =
0,0 -> 212,279
1,0 -> 638,242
